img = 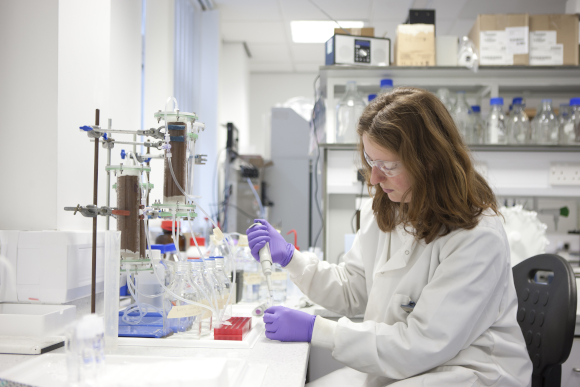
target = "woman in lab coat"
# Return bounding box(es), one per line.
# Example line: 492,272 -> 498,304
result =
247,87 -> 533,386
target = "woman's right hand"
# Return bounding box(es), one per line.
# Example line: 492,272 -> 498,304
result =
246,219 -> 295,267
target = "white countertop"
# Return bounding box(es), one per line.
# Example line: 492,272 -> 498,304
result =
0,303 -> 311,387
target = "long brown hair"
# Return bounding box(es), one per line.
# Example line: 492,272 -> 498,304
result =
357,87 -> 498,244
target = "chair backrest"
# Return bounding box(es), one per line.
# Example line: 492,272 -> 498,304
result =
512,254 -> 577,386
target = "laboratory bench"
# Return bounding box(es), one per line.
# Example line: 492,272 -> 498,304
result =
0,303 -> 311,387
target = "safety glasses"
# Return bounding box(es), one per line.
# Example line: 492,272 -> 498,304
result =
363,150 -> 403,177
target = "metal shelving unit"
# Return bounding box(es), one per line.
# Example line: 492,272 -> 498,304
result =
317,66 -> 580,262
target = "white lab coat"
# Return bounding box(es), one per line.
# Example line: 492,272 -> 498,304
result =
285,200 -> 532,386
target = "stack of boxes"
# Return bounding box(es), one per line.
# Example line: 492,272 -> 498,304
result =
390,12 -> 579,67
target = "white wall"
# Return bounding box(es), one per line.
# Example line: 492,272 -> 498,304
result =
0,0 -> 59,231
219,43 -> 250,153
143,0 -> 175,207
249,72 -> 318,159
0,0 -> 145,232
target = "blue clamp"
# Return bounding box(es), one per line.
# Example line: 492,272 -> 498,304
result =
121,149 -> 126,159
145,158 -> 151,163
79,125 -> 93,131
103,133 -> 108,140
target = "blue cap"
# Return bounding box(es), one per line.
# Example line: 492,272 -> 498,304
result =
490,97 -> 504,106
204,257 -> 215,261
151,243 -> 177,254
512,97 -> 523,105
121,149 -> 126,159
380,79 -> 393,87
570,98 -> 580,106
368,94 -> 377,102
471,105 -> 481,113
211,256 -> 225,259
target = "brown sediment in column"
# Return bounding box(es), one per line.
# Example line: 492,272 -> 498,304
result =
117,175 -> 141,259
164,122 -> 187,203
140,219 -> 147,258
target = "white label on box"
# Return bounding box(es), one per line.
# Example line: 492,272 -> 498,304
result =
480,31 -> 513,65
505,26 -> 529,55
530,44 -> 564,65
529,31 -> 563,65
530,31 -> 557,47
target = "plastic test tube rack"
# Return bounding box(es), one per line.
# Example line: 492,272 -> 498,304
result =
213,317 -> 252,341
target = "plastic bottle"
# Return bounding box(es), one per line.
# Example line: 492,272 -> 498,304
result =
236,236 -> 260,303
451,91 -> 473,143
379,79 -> 393,94
532,99 -> 558,145
335,81 -> 366,143
155,221 -> 186,252
506,98 -> 531,144
563,97 -> 580,145
164,261 -> 198,334
66,314 -> 105,386
188,258 -> 213,336
485,98 -> 507,144
469,106 -> 485,145
213,256 -> 232,318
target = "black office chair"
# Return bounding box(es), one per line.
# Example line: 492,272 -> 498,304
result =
513,254 -> 577,387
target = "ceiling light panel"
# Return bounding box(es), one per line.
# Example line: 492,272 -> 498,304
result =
291,20 -> 365,43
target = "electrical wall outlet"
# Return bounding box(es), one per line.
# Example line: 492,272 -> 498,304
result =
549,163 -> 580,186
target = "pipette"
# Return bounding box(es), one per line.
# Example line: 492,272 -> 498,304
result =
249,223 -> 273,305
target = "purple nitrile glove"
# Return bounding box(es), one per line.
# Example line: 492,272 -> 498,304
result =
246,219 -> 294,267
263,306 -> 316,342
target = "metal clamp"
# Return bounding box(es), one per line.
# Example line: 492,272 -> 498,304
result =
194,154 -> 207,165
573,367 -> 580,373
64,204 -> 121,218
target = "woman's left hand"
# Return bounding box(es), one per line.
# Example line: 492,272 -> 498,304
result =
263,306 -> 316,342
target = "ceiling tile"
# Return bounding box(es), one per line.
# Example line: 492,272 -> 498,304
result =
370,0 -> 414,21
457,0 -> 567,19
431,0 -> 469,21
294,63 -> 323,72
290,43 -> 325,62
221,21 -> 287,43
248,43 -> 292,61
279,0 -> 372,21
215,0 -> 282,21
249,62 -> 294,72
446,19 -> 476,38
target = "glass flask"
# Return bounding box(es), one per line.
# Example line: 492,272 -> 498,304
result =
379,79 -> 393,94
469,106 -> 485,145
163,262 -> 199,335
485,98 -> 506,144
213,256 -> 233,320
437,88 -> 453,112
189,258 -> 213,336
563,98 -> 580,145
271,263 -> 288,304
507,98 -> 531,145
237,243 -> 260,303
559,100 -> 578,144
532,99 -> 558,144
203,258 -> 225,320
451,91 -> 473,143
336,81 -> 366,143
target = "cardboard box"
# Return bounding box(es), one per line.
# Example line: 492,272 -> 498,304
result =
334,27 -> 374,37
395,24 -> 435,66
529,14 -> 579,66
436,36 -> 458,66
468,14 -> 529,66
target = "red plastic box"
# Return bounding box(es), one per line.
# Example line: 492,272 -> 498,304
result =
213,317 -> 252,341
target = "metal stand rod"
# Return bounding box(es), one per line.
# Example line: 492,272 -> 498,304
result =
91,109 -> 100,314
106,119 -> 112,231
